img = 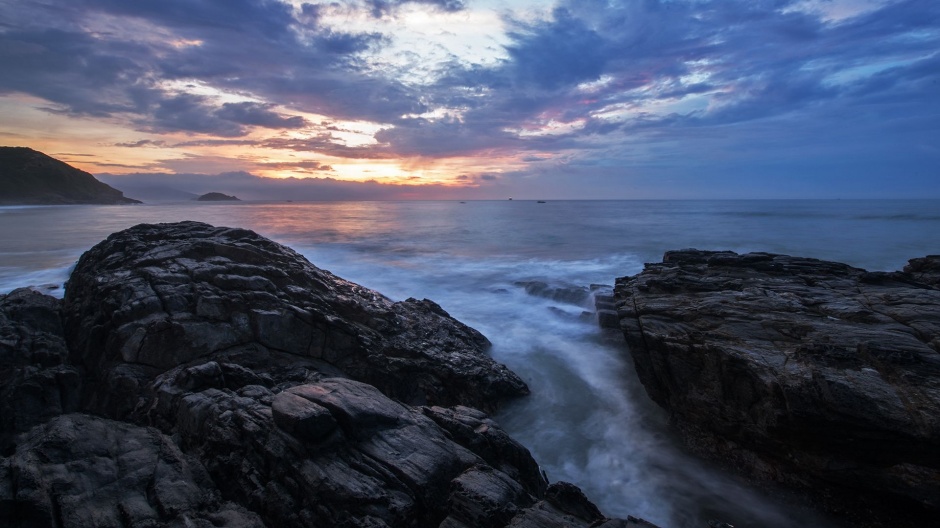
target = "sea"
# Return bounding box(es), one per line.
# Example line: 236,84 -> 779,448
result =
2,199 -> 939,528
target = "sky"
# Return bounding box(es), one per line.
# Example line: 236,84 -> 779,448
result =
1,0 -> 938,199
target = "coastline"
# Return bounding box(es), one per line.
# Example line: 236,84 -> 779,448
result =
2,200 -> 939,527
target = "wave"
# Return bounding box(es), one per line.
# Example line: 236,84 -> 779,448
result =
0,265 -> 72,298
290,243 -> 836,527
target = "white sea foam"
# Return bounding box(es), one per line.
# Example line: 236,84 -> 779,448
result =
0,265 -> 72,297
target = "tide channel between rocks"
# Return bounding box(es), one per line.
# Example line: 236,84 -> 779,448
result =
0,221 -> 659,528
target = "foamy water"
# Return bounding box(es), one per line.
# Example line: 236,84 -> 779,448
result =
2,200 -> 939,527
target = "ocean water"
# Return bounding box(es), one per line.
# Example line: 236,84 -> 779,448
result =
2,199 -> 939,527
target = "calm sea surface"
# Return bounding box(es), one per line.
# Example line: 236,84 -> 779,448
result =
2,200 -> 939,527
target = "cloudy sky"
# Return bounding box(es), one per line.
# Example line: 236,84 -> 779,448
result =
1,0 -> 937,199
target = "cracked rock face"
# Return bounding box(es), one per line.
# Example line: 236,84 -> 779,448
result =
0,288 -> 79,456
63,221 -> 528,417
2,222 -> 653,528
614,249 -> 940,525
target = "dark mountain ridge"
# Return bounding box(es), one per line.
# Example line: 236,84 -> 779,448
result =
0,147 -> 140,205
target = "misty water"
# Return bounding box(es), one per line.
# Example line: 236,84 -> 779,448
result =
2,200 -> 939,527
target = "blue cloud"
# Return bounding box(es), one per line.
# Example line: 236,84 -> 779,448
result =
150,94 -> 247,137
215,102 -> 307,129
504,7 -> 610,90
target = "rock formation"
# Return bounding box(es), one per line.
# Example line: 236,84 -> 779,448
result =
1,221 -> 655,528
196,192 -> 240,201
612,249 -> 940,527
0,147 -> 141,205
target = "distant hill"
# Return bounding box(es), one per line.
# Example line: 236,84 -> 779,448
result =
0,147 -> 141,205
96,177 -> 198,202
196,192 -> 240,201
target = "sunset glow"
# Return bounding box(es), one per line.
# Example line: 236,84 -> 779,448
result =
1,0 -> 937,199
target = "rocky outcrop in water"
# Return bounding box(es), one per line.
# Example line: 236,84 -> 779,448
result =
1,221 -> 654,528
196,192 -> 240,201
63,221 -> 527,416
612,249 -> 940,527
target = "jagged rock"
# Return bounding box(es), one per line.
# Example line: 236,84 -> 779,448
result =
0,289 -> 80,455
422,405 -> 547,496
0,413 -> 261,527
0,222 -> 656,528
62,221 -> 528,417
145,376 -> 538,527
514,281 -> 591,305
613,249 -> 940,526
507,482 -> 658,528
271,390 -> 337,442
904,255 -> 940,286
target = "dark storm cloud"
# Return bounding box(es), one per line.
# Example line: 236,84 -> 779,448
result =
149,94 -> 247,137
504,7 -> 609,91
410,0 -> 940,168
215,102 -> 307,129
0,27 -> 153,117
0,0 -> 408,132
72,0 -> 297,39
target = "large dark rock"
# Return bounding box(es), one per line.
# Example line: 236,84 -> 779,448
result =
0,414 -> 261,528
613,249 -> 940,526
1,222 -> 653,528
0,289 -> 81,456
62,221 -> 528,417
146,375 -> 545,527
0,146 -> 140,205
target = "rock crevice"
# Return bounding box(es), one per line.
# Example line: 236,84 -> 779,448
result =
1,221 -> 644,528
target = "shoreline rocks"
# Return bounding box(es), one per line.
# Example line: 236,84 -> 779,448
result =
1,221 -> 651,528
63,221 -> 528,417
612,249 -> 940,527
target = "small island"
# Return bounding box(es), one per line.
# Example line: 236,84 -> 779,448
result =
195,192 -> 240,201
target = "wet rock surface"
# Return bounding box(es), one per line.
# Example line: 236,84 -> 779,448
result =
0,289 -> 80,456
613,249 -> 940,526
63,221 -> 528,416
1,221 -> 650,528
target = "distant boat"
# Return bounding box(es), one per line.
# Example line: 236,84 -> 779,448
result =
537,200 -> 546,203
508,197 -> 513,200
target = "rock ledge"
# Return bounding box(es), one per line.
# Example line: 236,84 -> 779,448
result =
613,249 -> 940,527
0,221 -> 655,528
